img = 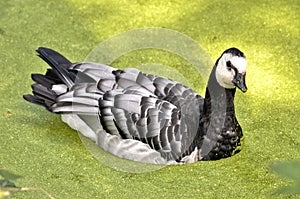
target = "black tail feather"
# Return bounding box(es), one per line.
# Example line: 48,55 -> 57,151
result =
31,83 -> 57,101
36,47 -> 75,88
23,94 -> 49,108
24,47 -> 99,113
24,47 -> 78,111
31,74 -> 56,89
45,69 -> 63,83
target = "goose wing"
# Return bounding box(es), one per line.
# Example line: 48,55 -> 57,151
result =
24,48 -> 203,163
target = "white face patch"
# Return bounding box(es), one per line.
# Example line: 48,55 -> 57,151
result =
215,53 -> 247,89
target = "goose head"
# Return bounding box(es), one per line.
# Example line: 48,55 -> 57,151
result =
215,48 -> 247,92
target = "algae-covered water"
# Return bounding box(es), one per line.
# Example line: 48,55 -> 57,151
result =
0,0 -> 299,198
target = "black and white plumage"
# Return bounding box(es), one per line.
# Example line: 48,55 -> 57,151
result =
24,47 -> 247,164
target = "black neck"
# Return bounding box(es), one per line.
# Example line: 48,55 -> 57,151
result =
181,66 -> 237,161
203,66 -> 236,117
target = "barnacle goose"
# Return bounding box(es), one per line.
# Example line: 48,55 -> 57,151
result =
23,47 -> 247,164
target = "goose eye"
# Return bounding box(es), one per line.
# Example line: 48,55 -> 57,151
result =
226,61 -> 232,71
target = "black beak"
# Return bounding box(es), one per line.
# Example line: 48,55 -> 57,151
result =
232,73 -> 247,93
